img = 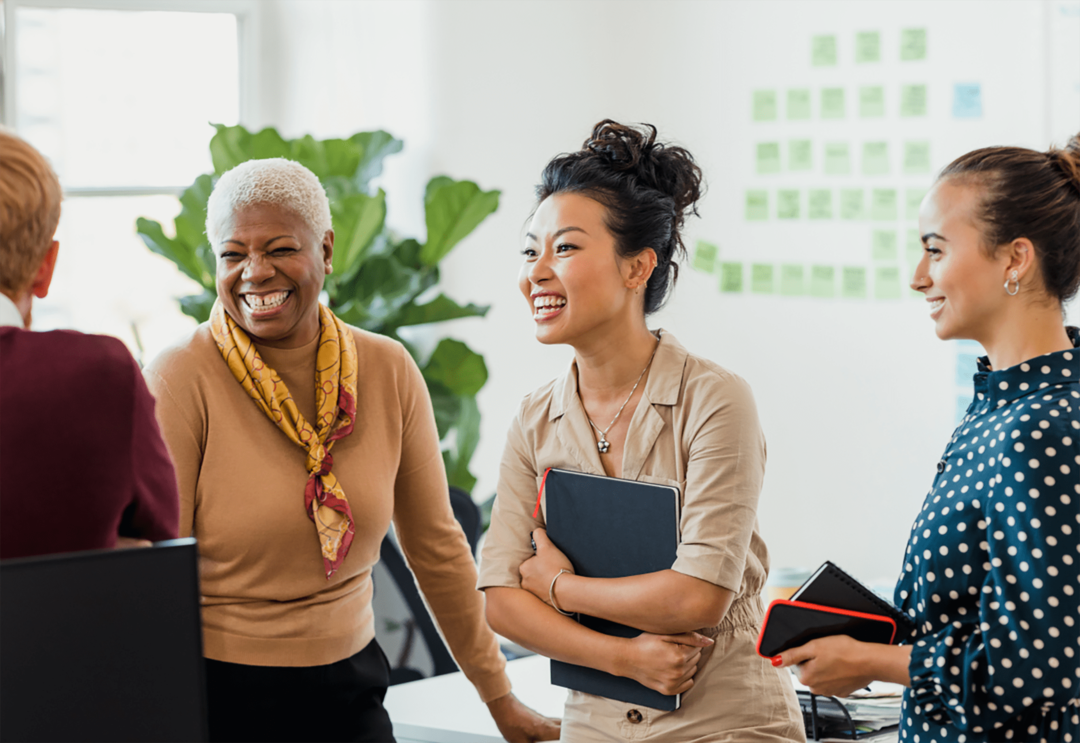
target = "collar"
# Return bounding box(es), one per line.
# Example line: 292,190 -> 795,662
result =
0,293 -> 25,329
972,326 -> 1079,409
548,330 -> 690,422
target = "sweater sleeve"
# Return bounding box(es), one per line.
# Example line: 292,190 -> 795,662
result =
906,414 -> 1080,736
122,353 -> 180,542
143,362 -> 204,540
389,344 -> 511,704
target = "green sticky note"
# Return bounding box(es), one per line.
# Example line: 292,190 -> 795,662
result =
746,190 -> 768,221
900,84 -> 928,117
855,31 -> 881,63
840,189 -> 865,220
824,142 -> 851,175
872,230 -> 898,261
810,266 -> 836,298
756,142 -> 782,174
751,263 -> 775,294
875,266 -> 902,299
808,189 -> 833,219
777,190 -> 800,220
859,86 -> 885,117
753,90 -> 778,121
821,87 -> 846,119
812,35 -> 837,66
862,141 -> 890,176
842,266 -> 868,299
900,28 -> 927,61
903,141 -> 931,174
787,89 -> 812,120
780,264 -> 805,296
719,262 -> 743,293
692,240 -> 718,273
906,188 -> 927,219
789,140 -> 813,171
871,188 -> 898,220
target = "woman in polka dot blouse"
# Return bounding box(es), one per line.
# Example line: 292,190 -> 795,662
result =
777,135 -> 1080,743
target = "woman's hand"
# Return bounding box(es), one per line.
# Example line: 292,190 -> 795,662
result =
486,692 -> 560,742
775,635 -> 903,697
617,631 -> 714,696
519,529 -> 573,606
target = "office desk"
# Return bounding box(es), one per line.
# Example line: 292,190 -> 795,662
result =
386,655 -> 563,743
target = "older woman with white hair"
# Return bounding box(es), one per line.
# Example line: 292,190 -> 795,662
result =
145,158 -> 558,743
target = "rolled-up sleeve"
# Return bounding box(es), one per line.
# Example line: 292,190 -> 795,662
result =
671,373 -> 766,593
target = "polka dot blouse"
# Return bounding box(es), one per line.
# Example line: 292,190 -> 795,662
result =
895,327 -> 1080,743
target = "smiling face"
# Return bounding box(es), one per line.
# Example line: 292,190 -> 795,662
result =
215,202 -> 333,348
519,192 -> 650,347
912,179 -> 1016,342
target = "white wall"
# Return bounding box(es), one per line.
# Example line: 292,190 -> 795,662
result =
263,0 -> 1080,584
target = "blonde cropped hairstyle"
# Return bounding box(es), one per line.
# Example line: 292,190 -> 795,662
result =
206,158 -> 333,246
0,128 -> 63,295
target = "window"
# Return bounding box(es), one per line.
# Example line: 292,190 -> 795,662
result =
2,0 -> 259,363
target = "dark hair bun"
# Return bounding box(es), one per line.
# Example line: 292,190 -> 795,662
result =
584,120 -> 704,224
1048,134 -> 1080,197
538,120 -> 705,314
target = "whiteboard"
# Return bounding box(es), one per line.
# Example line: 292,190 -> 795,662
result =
645,0 -> 1080,584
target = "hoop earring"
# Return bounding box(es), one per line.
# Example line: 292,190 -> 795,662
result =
1004,270 -> 1020,296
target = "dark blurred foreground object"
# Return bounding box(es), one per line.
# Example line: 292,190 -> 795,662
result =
0,539 -> 207,742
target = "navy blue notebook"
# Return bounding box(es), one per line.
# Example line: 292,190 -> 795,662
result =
543,468 -> 682,711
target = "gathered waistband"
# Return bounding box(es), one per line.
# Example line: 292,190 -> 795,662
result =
701,593 -> 765,639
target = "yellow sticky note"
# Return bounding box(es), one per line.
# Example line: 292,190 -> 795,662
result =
870,188 -> 898,220
903,141 -> 931,173
840,189 -> 865,220
757,142 -> 782,174
900,84 -> 928,117
789,140 -> 813,171
754,90 -> 778,121
862,142 -> 890,176
872,230 -> 898,261
751,264 -> 775,294
812,35 -> 838,66
719,262 -> 743,293
824,142 -> 851,175
875,266 -> 902,299
842,266 -> 868,299
787,89 -> 812,120
810,266 -> 836,298
746,190 -> 768,221
859,86 -> 885,117
780,264 -> 805,296
855,31 -> 881,63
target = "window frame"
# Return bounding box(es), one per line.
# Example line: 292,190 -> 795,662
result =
1,0 -> 262,197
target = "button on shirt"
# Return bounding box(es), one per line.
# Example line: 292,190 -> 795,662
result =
895,327 -> 1080,743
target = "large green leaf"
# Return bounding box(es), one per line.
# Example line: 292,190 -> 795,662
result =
443,395 -> 481,493
423,339 -> 488,397
179,289 -> 216,323
349,131 -> 404,191
422,178 -> 500,266
209,125 -> 291,174
137,218 -> 213,287
291,135 -> 363,179
329,190 -> 387,285
390,293 -> 489,328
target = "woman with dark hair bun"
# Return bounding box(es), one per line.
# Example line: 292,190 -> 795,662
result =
478,120 -> 804,741
776,134 -> 1080,743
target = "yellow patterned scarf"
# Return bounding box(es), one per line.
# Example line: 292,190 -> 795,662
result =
209,300 -> 359,578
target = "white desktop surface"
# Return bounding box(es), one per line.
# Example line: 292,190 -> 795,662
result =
386,654 -> 900,743
386,655 -> 565,743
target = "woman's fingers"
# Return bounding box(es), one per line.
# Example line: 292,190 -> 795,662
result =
532,528 -> 551,548
663,631 -> 715,648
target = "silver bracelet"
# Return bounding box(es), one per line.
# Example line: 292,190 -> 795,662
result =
549,568 -> 574,616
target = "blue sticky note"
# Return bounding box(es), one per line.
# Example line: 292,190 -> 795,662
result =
953,83 -> 982,119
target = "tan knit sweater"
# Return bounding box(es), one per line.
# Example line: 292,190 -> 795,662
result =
145,324 -> 510,702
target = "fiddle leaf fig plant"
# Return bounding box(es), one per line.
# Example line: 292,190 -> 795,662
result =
137,124 -> 498,493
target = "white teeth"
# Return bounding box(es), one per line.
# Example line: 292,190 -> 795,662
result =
245,291 -> 290,310
929,299 -> 945,311
533,295 -> 567,309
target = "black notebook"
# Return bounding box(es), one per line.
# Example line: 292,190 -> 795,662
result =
543,468 -> 682,711
791,561 -> 915,640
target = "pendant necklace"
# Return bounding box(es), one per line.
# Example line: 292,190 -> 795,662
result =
586,337 -> 660,454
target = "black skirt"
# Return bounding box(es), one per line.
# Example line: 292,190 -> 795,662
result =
204,639 -> 395,743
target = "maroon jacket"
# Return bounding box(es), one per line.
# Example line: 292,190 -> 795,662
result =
0,327 -> 179,559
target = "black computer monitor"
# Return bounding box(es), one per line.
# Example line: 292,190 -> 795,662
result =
1,538 -> 207,742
